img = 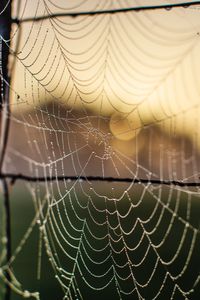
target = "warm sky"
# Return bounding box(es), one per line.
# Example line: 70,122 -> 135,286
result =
10,0 -> 200,144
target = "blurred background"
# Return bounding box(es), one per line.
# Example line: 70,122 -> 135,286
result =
1,0 -> 200,299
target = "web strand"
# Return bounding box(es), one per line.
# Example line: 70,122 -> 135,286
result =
1,1 -> 200,300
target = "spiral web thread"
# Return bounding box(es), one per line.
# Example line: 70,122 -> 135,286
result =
0,1 -> 200,299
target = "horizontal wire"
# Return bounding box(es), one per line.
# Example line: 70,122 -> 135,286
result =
12,1 -> 200,24
0,173 -> 199,186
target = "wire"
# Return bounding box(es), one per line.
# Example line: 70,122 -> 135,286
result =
1,172 -> 200,187
12,1 -> 200,24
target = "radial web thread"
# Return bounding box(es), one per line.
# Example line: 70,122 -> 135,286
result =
0,1 -> 200,300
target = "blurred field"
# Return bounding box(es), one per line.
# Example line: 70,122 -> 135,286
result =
0,182 -> 199,300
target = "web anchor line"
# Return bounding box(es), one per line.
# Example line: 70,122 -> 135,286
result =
0,1 -> 13,300
1,179 -> 11,300
0,173 -> 200,187
12,1 -> 200,24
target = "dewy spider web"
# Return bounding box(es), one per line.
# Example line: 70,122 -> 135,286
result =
0,0 -> 200,299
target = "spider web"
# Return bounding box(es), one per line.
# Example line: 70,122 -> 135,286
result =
0,0 -> 200,299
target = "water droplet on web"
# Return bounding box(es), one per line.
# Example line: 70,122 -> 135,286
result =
39,226 -> 44,232
165,6 -> 172,11
24,290 -> 30,298
2,236 -> 7,244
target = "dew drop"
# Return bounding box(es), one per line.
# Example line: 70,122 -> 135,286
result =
2,236 -> 7,244
24,290 -> 30,298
